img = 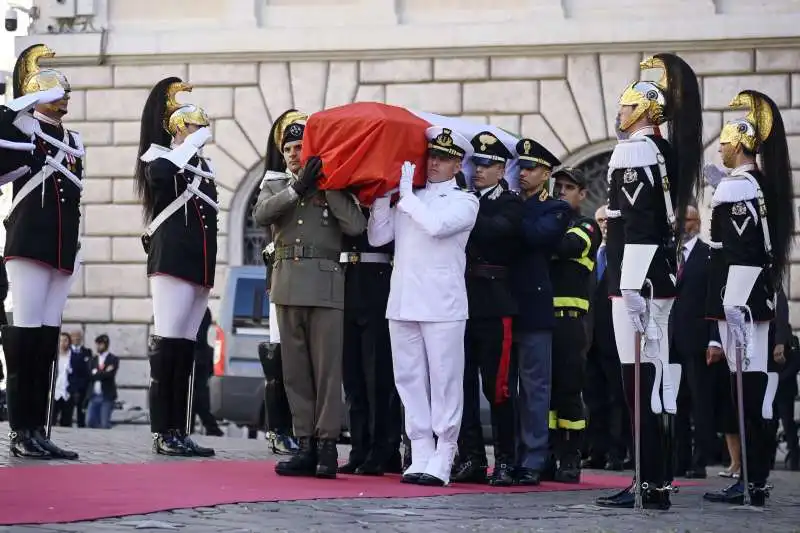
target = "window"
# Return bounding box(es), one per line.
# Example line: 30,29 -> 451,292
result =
574,150 -> 612,216
242,162 -> 268,266
232,276 -> 269,328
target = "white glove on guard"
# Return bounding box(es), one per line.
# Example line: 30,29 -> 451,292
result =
621,289 -> 647,334
399,161 -> 415,198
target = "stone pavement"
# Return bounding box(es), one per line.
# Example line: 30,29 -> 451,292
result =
1,424 -> 799,533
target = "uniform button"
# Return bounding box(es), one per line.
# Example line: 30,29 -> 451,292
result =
295,238 -> 301,243
298,220 -> 303,225
202,215 -> 206,219
59,188 -> 63,192
204,225 -> 208,228
60,198 -> 65,203
300,202 -> 305,207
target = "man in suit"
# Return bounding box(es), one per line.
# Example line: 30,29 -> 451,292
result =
86,334 -> 119,429
671,205 -> 718,478
582,205 -> 629,471
510,139 -> 571,486
451,131 -> 524,486
253,111 -> 366,479
68,328 -> 92,428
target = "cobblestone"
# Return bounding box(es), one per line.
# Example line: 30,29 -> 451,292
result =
1,424 -> 799,532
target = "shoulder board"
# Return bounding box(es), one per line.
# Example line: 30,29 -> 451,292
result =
67,129 -> 85,155
263,170 -> 289,181
608,137 -> 658,170
712,176 -> 758,206
140,143 -> 170,163
538,189 -> 548,201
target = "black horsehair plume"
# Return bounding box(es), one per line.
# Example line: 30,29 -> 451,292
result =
655,53 -> 704,239
134,77 -> 181,223
745,90 -> 794,286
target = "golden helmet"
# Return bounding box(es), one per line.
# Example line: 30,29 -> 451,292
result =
14,44 -> 71,97
617,55 -> 670,131
719,91 -> 774,153
163,81 -> 210,136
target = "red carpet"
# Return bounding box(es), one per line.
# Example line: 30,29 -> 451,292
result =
0,460 -> 645,525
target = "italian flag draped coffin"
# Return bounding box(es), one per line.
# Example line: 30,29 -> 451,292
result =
300,102 -> 521,205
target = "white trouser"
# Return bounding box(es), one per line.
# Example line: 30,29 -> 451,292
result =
717,320 -> 778,420
7,255 -> 82,328
388,319 -> 466,484
269,301 -> 280,344
150,275 -> 210,341
612,297 -> 679,415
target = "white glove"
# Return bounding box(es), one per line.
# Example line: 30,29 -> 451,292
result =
35,86 -> 67,105
399,161 -> 415,198
703,163 -> 727,188
186,126 -> 212,148
621,289 -> 647,333
724,305 -> 746,347
381,187 -> 399,199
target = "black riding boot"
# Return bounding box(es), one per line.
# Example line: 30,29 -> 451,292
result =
554,429 -> 582,483
172,339 -> 214,457
149,336 -> 190,456
275,436 -> 318,477
316,438 -> 339,479
31,325 -> 78,460
3,326 -> 50,459
258,342 -> 298,456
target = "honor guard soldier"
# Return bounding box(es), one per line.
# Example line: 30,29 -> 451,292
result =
546,167 -> 602,483
338,208 -> 403,476
253,114 -> 366,479
135,77 -> 218,458
510,139 -> 571,485
450,131 -> 523,486
597,53 -> 703,510
702,90 -> 794,506
0,44 -> 85,461
256,110 -> 309,456
368,127 -> 479,487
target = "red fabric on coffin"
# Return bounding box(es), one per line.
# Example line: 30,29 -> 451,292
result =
0,459 -> 659,525
300,102 -> 431,205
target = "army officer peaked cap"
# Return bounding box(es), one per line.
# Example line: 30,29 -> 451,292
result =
470,130 -> 513,166
515,138 -> 561,169
426,126 -> 473,160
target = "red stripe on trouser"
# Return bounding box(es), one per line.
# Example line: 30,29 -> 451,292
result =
494,316 -> 513,404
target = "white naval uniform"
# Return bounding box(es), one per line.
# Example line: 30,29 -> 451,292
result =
368,177 -> 479,484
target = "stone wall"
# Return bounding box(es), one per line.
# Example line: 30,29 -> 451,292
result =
38,46 -> 800,408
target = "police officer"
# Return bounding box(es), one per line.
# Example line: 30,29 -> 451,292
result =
510,139 -> 571,486
546,167 -> 601,483
135,77 -> 218,458
338,208 -> 403,476
451,131 -> 523,486
1,44 -> 84,461
253,116 -> 366,479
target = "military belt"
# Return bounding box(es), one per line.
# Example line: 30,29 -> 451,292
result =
466,264 -> 508,279
554,309 -> 583,318
275,245 -> 340,262
338,252 -> 393,264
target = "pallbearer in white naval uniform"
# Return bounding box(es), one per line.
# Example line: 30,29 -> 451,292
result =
702,90 -> 793,507
0,44 -> 85,461
368,127 -> 479,486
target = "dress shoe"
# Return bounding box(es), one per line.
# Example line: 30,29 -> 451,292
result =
595,482 -> 633,505
315,439 -> 339,479
152,432 -> 192,457
269,433 -> 299,455
401,472 -> 422,484
684,468 -> 707,479
450,459 -> 488,484
31,429 -> 79,460
596,486 -> 671,510
275,437 -> 317,477
355,457 -> 386,476
488,463 -> 514,487
514,467 -> 541,486
9,430 -> 51,460
338,459 -> 364,474
703,481 -> 767,506
416,473 -> 446,486
175,431 -> 215,457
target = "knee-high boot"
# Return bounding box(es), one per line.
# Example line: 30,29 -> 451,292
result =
171,339 -> 214,457
149,335 -> 190,456
30,325 -> 78,460
2,325 -> 50,459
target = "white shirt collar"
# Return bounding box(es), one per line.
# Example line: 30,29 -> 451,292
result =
426,177 -> 457,191
33,110 -> 62,127
477,184 -> 499,197
731,163 -> 756,176
683,235 -> 699,255
629,125 -> 660,139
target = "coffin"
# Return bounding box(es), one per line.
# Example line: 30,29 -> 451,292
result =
301,102 -> 522,205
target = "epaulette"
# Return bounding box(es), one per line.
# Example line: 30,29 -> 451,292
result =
539,189 -> 548,201
711,176 -> 758,206
608,137 -> 658,170
263,170 -> 289,181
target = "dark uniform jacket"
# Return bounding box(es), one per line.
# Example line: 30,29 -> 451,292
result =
670,238 -> 716,357
2,114 -> 83,273
606,132 -> 677,299
343,206 -> 393,314
88,353 -> 119,401
550,209 -> 602,315
253,172 -> 366,311
705,169 -> 774,322
465,184 -> 524,319
145,156 -> 218,288
511,189 -> 571,333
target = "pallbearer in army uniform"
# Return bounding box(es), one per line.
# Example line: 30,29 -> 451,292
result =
253,115 -> 366,479
546,167 -> 602,483
0,44 -> 85,460
135,77 -> 218,458
368,127 -> 479,487
597,53 -> 703,510
256,110 -> 310,456
702,90 -> 794,507
450,131 -> 523,486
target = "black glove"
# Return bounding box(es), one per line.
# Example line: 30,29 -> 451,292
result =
291,156 -> 323,196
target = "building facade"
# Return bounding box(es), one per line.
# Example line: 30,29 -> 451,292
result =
10,0 -> 800,408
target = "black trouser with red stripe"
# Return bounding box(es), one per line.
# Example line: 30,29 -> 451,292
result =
458,317 -> 515,466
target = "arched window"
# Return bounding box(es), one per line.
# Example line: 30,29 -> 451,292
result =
241,161 -> 267,266
574,150 -> 612,216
